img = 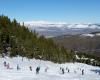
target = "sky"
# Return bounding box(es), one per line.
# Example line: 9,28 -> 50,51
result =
0,0 -> 100,23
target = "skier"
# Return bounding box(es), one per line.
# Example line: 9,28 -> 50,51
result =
29,66 -> 32,71
7,63 -> 10,69
22,57 -> 23,61
60,67 -> 62,70
36,66 -> 40,74
17,64 -> 20,70
68,69 -> 70,73
66,67 -> 68,70
62,68 -> 65,74
82,69 -> 84,75
74,70 -> 77,74
4,61 -> 6,67
45,67 -> 49,72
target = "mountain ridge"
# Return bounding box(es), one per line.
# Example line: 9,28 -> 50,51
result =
24,21 -> 100,37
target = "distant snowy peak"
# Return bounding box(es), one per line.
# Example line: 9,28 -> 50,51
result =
24,21 -> 100,29
96,33 -> 100,36
81,32 -> 100,37
81,34 -> 95,37
24,21 -> 66,28
67,24 -> 100,29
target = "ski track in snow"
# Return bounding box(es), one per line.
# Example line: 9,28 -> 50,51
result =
0,57 -> 100,80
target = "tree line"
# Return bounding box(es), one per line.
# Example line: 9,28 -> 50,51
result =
0,15 -> 74,63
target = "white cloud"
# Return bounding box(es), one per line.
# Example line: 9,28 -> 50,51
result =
22,20 -> 100,29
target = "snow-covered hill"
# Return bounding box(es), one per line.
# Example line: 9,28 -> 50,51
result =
0,56 -> 100,80
80,32 -> 100,37
23,21 -> 100,37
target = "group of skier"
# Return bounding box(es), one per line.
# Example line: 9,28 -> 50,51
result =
3,61 -> 86,75
60,67 -> 84,75
3,61 -> 42,74
29,66 -> 40,74
3,61 -> 10,69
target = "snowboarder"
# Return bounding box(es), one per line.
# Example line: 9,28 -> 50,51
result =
36,66 -> 40,74
29,66 -> 32,71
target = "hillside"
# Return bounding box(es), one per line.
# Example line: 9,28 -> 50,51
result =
0,56 -> 100,80
53,33 -> 100,59
0,15 -> 74,63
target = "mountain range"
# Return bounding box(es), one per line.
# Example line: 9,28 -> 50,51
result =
24,21 -> 100,37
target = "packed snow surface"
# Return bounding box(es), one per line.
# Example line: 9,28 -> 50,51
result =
0,56 -> 100,80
